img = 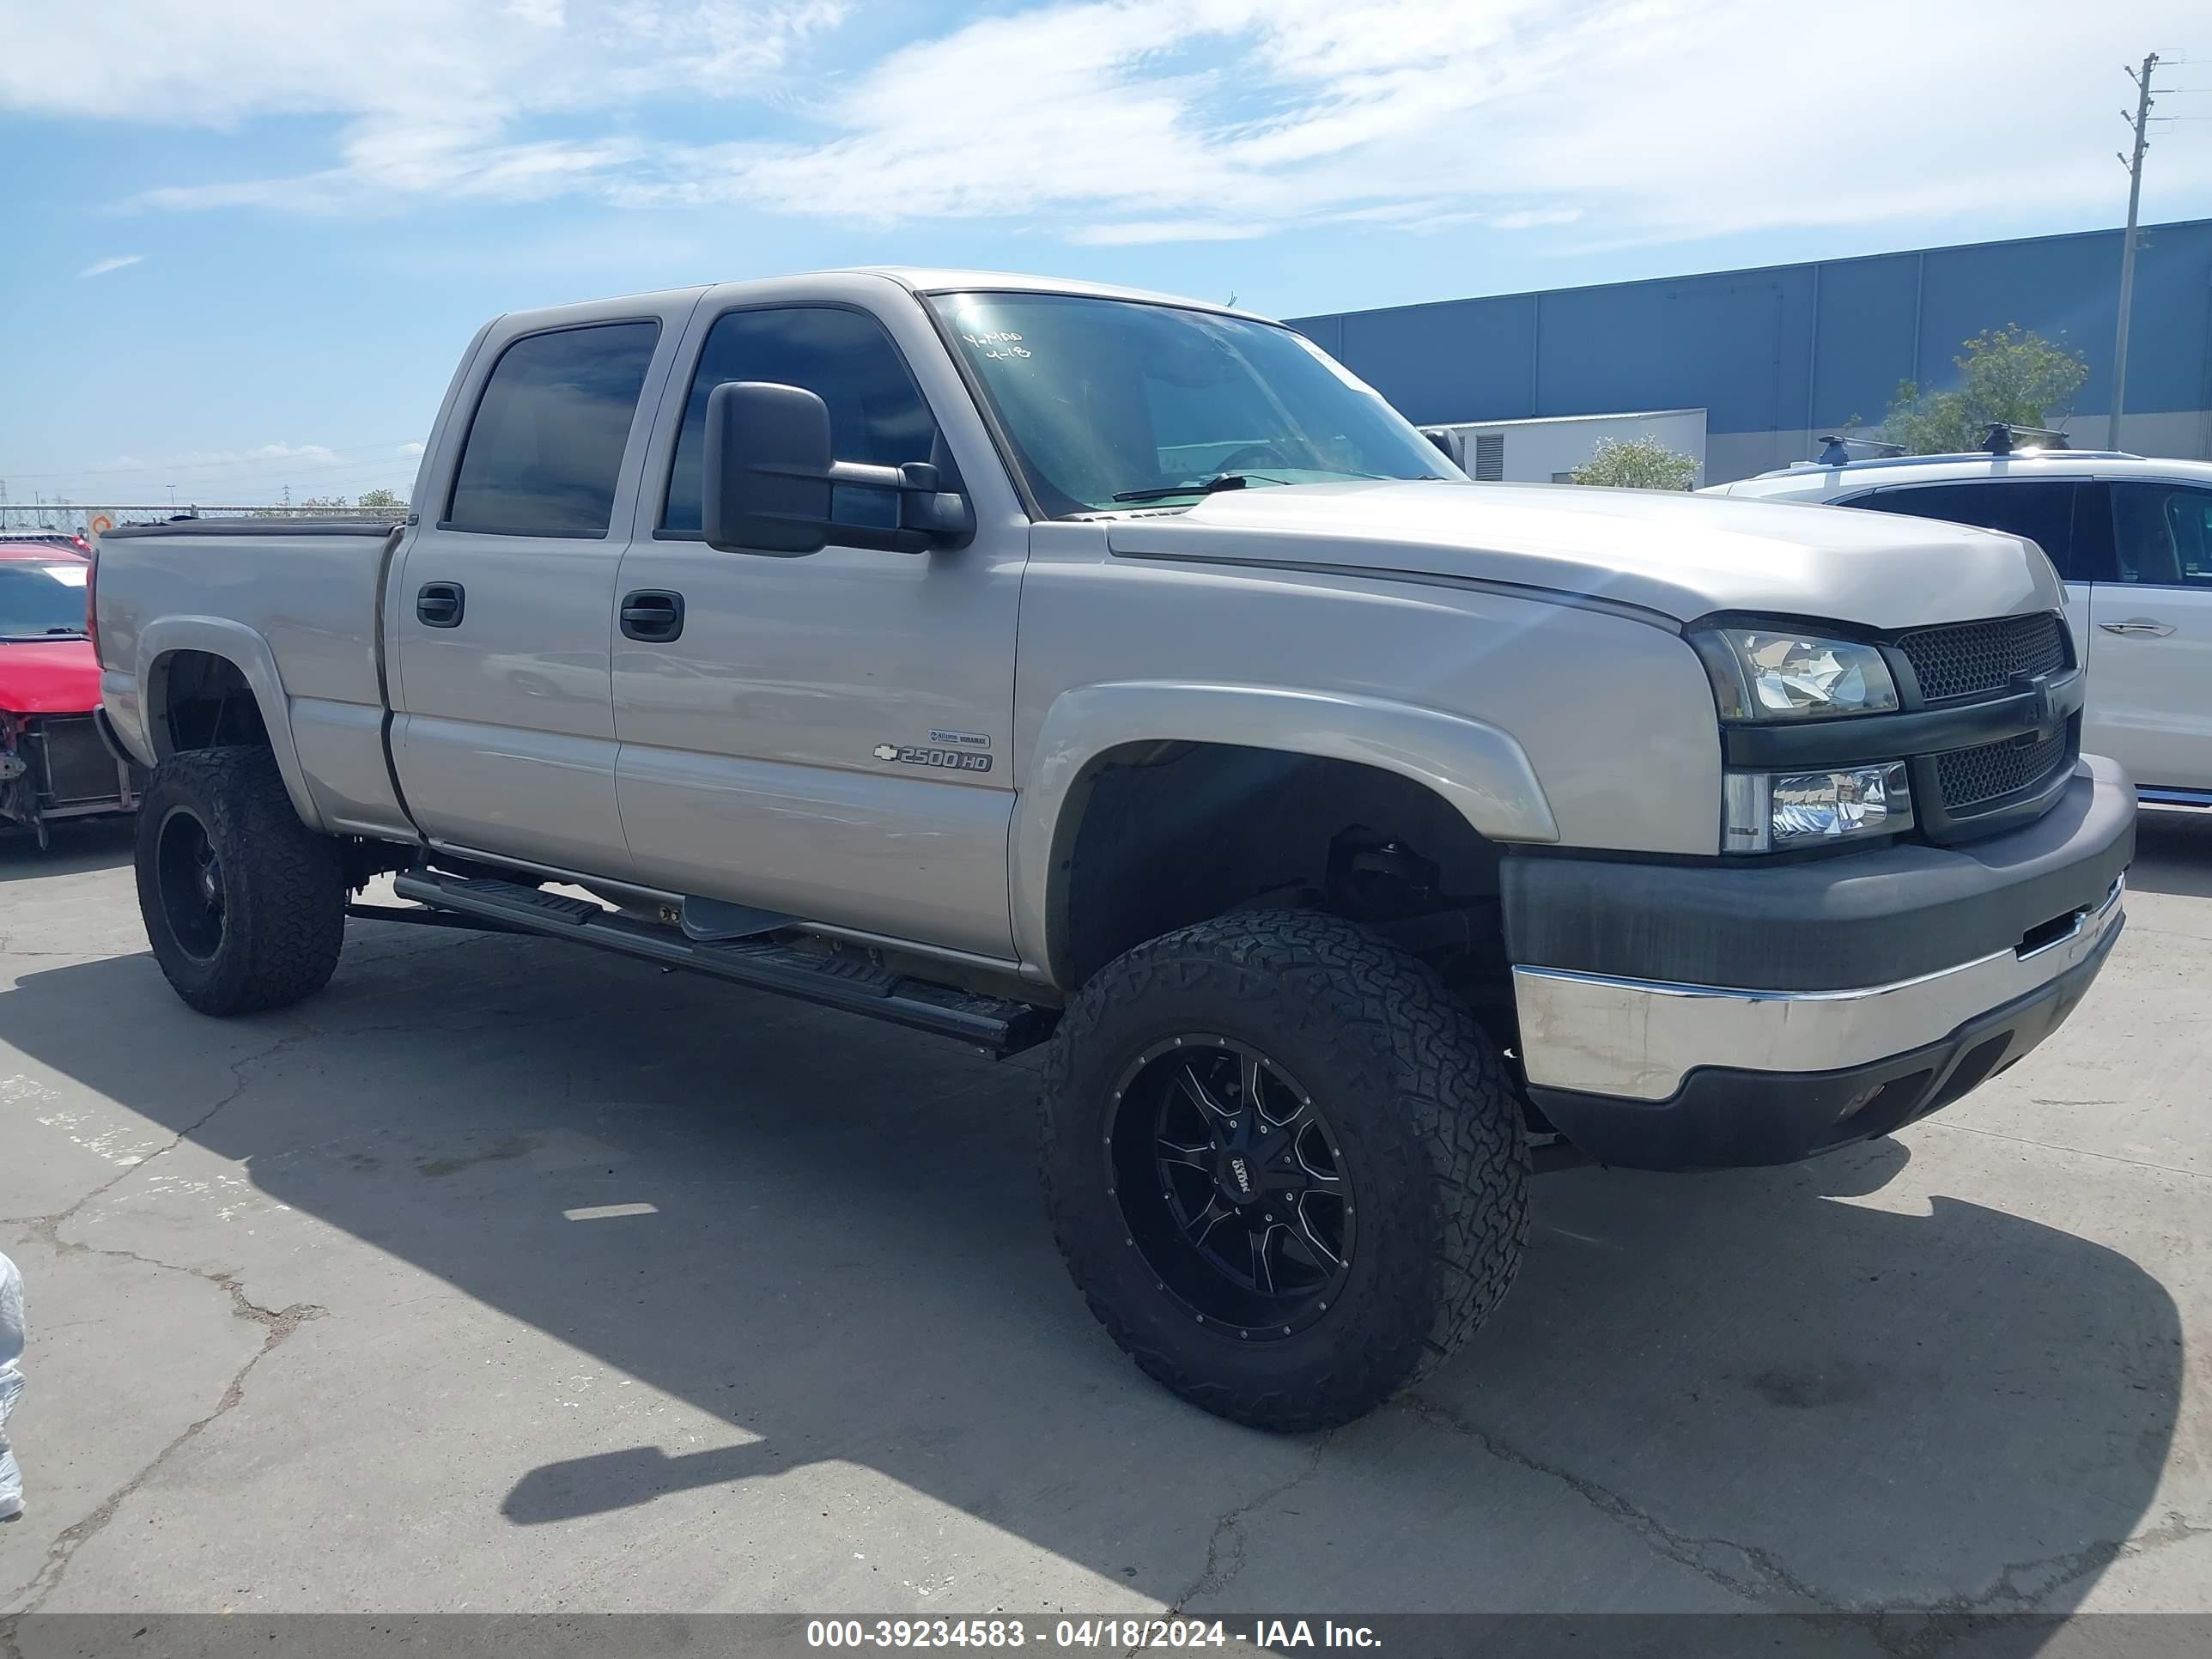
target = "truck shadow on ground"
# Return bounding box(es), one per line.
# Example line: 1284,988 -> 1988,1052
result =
2129,806 -> 2212,899
0,820 -> 132,884
0,925 -> 2183,1614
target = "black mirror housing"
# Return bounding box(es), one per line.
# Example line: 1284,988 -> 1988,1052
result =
702,380 -> 975,558
704,381 -> 835,556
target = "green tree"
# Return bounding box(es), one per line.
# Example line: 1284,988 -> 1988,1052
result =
1881,325 -> 2087,454
356,488 -> 405,511
1567,435 -> 1699,490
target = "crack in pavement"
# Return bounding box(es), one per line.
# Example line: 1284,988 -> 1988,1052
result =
0,969 -> 586,1621
1869,1509 -> 2212,1659
1919,1120 -> 2210,1185
0,1028 -> 329,1620
0,1278 -> 324,1622
1150,1429 -> 1339,1637
1398,1394 -> 1843,1612
1398,1395 -> 2210,1655
9,1030 -> 313,1261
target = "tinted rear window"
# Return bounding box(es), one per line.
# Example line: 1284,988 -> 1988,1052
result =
1842,481 -> 2079,576
445,321 -> 660,538
2112,481 -> 2212,587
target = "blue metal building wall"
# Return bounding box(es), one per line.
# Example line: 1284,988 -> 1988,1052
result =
1286,218 -> 2212,481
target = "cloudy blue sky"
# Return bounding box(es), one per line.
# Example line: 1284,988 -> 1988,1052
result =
3,0 -> 2209,508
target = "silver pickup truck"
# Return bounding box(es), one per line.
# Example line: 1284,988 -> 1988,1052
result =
91,270 -> 2135,1431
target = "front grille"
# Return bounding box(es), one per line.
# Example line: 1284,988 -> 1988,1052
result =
32,716 -> 125,805
1899,613 -> 2067,702
1936,729 -> 2068,814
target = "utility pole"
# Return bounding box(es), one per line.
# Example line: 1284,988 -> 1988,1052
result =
2109,51 -> 2160,447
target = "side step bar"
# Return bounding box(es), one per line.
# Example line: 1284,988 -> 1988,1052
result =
386,872 -> 1054,1056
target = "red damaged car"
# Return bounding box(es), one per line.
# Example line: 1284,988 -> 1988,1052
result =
1,539 -> 141,848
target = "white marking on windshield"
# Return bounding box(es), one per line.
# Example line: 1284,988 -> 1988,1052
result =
963,330 -> 1031,360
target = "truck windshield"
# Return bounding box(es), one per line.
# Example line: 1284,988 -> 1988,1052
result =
928,292 -> 1455,517
0,562 -> 89,639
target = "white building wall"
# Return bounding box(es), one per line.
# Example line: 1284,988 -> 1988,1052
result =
1427,409 -> 1710,487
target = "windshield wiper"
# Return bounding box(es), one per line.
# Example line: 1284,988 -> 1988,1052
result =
1112,472 -> 1289,504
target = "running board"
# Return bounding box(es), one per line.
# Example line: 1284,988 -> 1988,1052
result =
388,872 -> 1052,1056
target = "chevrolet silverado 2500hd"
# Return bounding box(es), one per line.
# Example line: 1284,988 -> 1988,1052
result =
92,270 -> 2135,1431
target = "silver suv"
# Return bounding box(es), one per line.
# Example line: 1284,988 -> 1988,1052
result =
1713,438 -> 2212,805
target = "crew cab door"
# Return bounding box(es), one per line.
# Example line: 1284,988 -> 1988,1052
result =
611,283 -> 1027,957
391,304 -> 684,878
2081,479 -> 2212,794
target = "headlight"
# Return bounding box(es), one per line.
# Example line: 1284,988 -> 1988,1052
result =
1692,626 -> 1899,721
1723,763 -> 1911,854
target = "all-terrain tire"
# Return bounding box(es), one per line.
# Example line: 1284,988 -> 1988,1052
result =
1040,909 -> 1529,1432
135,746 -> 346,1016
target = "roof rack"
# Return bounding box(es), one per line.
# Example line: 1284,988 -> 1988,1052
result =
1815,434 -> 1905,465
1755,445 -> 2144,482
1982,422 -> 2069,456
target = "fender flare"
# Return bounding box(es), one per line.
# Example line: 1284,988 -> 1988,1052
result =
136,617 -> 325,833
1010,682 -> 1559,985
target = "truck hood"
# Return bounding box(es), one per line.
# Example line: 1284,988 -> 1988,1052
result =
0,638 -> 101,715
1103,480 -> 2063,629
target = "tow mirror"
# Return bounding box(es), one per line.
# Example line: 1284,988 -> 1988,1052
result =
702,381 -> 974,557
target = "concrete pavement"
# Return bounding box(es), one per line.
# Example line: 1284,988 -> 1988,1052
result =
0,814 -> 2206,1620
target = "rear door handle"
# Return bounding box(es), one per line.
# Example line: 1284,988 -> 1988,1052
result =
619,589 -> 685,642
416,581 -> 465,628
2098,618 -> 2175,637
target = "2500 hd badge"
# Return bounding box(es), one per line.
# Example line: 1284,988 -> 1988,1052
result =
873,743 -> 993,773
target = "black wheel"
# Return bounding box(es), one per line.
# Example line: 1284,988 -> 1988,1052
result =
1041,909 -> 1529,1431
135,747 -> 346,1016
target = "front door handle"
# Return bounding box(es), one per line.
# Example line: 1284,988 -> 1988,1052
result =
2099,617 -> 2175,637
416,581 -> 465,628
619,589 -> 685,642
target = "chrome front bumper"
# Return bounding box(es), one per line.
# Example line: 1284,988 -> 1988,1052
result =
1514,875 -> 2125,1103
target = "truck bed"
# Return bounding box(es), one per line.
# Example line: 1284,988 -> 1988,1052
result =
98,518 -> 403,541
94,517 -> 413,841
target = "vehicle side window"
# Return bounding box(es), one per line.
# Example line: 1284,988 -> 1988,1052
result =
2109,483 -> 2212,588
661,307 -> 952,537
1841,482 -> 2079,578
2069,482 -> 2117,582
445,321 -> 661,538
